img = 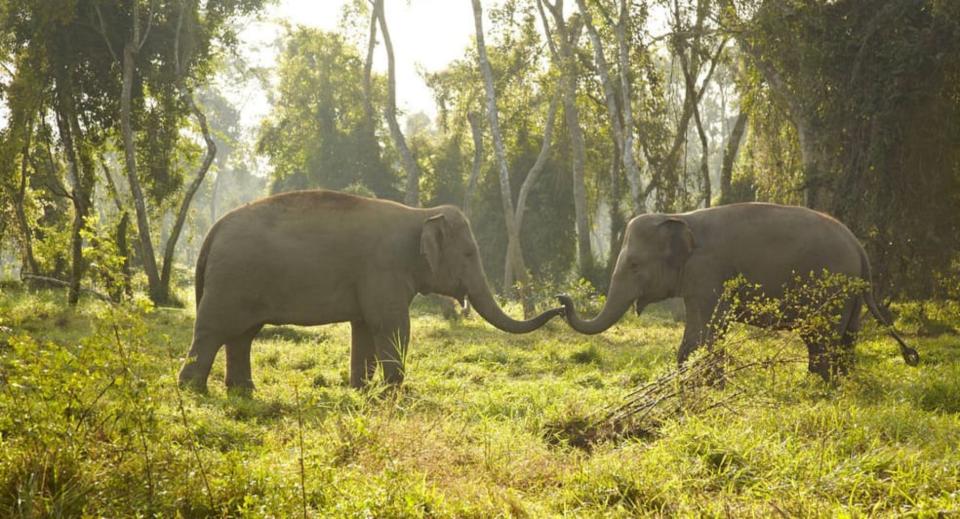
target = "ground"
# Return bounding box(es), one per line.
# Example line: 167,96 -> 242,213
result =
1,286 -> 958,517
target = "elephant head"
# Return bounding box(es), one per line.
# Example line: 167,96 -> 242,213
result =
419,208 -> 563,333
558,216 -> 694,334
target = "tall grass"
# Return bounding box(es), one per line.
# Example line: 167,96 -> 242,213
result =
0,286 -> 958,516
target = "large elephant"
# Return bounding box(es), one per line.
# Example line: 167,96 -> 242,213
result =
558,203 -> 919,381
179,190 -> 562,392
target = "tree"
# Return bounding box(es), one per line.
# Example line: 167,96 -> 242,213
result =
0,1 -> 121,304
575,0 -> 645,213
258,27 -> 399,199
718,109 -> 748,205
425,11 -> 578,292
724,0 -> 960,296
536,0 -> 595,281
0,57 -> 43,279
370,0 -> 423,206
92,0 -> 266,304
472,0 -> 534,314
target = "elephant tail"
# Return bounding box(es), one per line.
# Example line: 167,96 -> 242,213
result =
194,228 -> 215,311
858,247 -> 920,366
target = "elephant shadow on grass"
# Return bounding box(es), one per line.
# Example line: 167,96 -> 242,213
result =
256,325 -> 330,344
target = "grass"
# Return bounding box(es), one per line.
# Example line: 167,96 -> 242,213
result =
1,285 -> 959,517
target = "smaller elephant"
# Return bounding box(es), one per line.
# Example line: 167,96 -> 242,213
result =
558,203 -> 919,381
179,190 -> 563,392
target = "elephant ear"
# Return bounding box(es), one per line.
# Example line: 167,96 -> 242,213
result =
658,218 -> 695,266
420,214 -> 447,274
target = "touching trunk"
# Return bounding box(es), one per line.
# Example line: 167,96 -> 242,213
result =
558,266 -> 638,334
466,263 -> 559,334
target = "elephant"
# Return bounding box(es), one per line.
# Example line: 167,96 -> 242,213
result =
558,202 -> 920,382
178,190 -> 563,392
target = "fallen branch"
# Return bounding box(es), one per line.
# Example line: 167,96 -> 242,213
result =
20,274 -> 114,302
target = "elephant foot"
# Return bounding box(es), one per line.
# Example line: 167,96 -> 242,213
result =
178,376 -> 209,394
225,378 -> 255,396
178,365 -> 210,394
808,358 -> 838,384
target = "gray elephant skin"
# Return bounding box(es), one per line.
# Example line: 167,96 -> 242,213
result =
558,202 -> 919,381
179,190 -> 562,392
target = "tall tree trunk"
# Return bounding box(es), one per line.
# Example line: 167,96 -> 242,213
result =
54,74 -> 94,306
606,142 -> 625,282
463,111 -> 483,220
13,120 -> 40,277
375,0 -> 421,207
796,121 -> 832,210
576,0 -> 625,176
471,0 -> 534,315
692,101 -> 710,207
100,158 -> 133,298
157,0 -> 218,304
538,0 -> 592,280
514,90 -> 560,234
663,0 -> 725,210
719,110 -> 748,205
120,38 -> 163,301
158,94 -> 215,301
114,212 -> 132,301
210,170 -> 220,223
615,0 -> 643,213
576,0 -> 644,217
506,83 -> 561,302
721,1 -> 830,210
459,110 -> 485,317
362,1 -> 378,127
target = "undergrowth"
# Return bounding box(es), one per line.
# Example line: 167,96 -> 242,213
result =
0,286 -> 958,517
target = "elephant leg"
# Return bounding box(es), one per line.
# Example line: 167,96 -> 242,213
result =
678,294 -> 726,364
350,321 -> 377,389
178,326 -> 225,393
803,329 -> 842,383
804,297 -> 860,382
835,297 -> 861,376
679,294 -> 728,386
677,322 -> 704,365
224,324 -> 262,393
373,314 -> 410,386
803,335 -> 830,381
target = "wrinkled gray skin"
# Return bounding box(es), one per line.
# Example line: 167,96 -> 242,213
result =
179,190 -> 563,392
559,203 -> 919,382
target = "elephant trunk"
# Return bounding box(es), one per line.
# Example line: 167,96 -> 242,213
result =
466,262 -> 561,334
558,268 -> 638,335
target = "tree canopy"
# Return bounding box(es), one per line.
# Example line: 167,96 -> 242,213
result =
0,0 -> 957,305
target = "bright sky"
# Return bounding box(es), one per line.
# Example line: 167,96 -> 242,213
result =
235,0 -> 480,131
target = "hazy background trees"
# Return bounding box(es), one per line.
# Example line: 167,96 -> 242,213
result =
1,0 -> 957,308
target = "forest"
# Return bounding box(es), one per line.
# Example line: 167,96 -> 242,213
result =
1,0 -> 959,516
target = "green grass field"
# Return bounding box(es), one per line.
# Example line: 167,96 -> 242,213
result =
1,286 -> 959,517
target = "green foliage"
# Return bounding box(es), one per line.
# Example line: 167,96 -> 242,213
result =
1,287 -> 957,516
80,216 -> 128,299
257,27 -> 400,199
424,8 -> 577,290
739,0 -> 960,297
717,271 -> 870,340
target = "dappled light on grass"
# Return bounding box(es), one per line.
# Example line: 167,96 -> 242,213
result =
1,287 -> 958,516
